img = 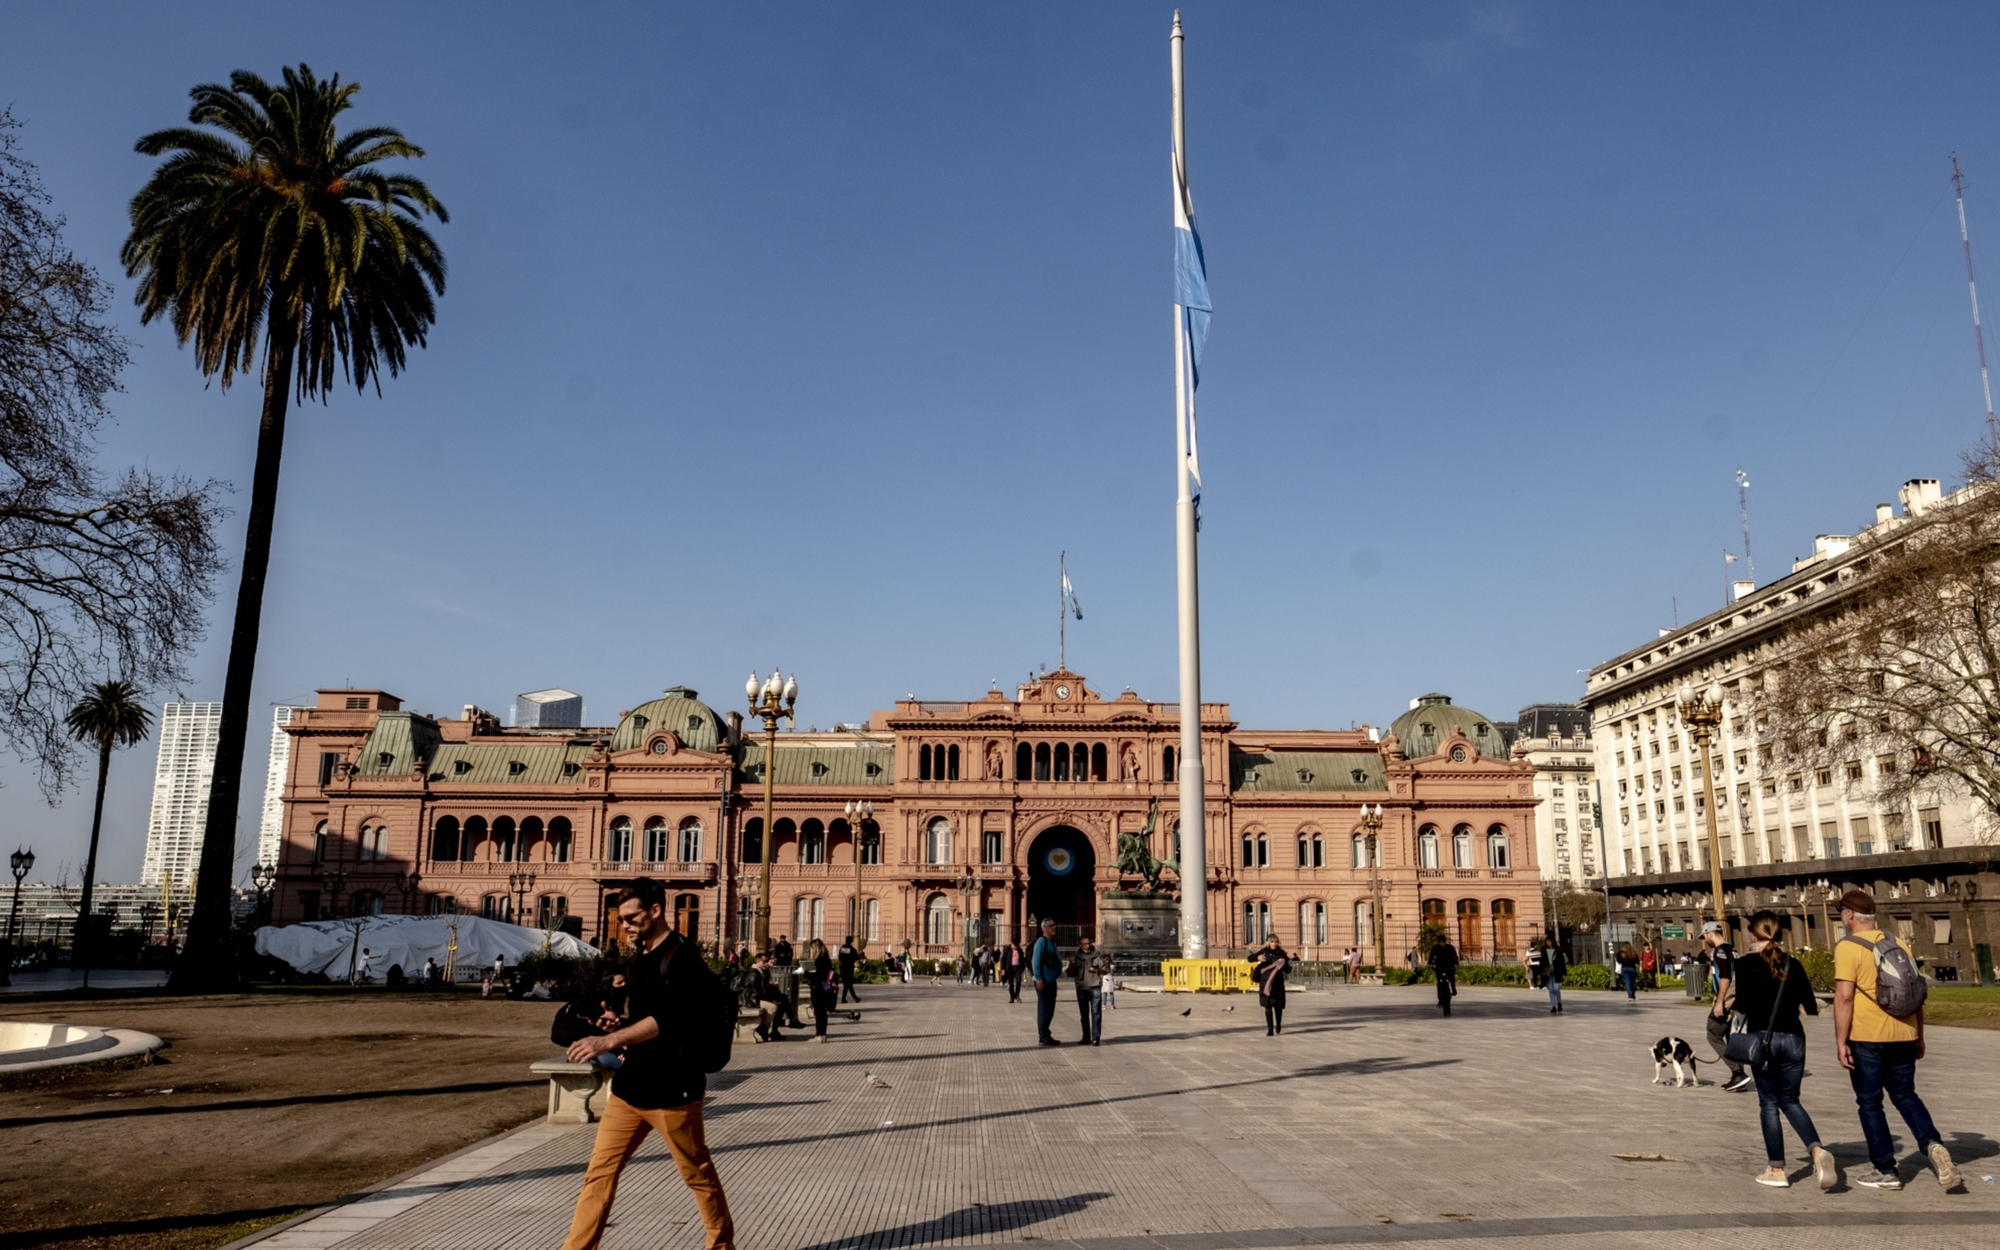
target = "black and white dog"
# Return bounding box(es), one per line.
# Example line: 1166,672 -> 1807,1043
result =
1650,1036 -> 1705,1087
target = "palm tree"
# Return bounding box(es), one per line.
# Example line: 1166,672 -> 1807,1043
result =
65,682 -> 154,984
122,66 -> 447,989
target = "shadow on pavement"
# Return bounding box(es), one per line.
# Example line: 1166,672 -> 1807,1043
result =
0,1077 -> 539,1130
791,1193 -> 1114,1250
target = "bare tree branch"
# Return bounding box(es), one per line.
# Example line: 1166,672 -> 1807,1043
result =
0,109 -> 225,796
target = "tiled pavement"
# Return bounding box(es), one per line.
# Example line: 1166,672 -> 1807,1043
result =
235,981 -> 2000,1250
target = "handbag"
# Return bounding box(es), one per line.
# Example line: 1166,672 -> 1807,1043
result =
1722,958 -> 1788,1068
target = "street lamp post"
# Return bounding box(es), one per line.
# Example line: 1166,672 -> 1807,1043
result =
1676,682 -> 1729,931
2,846 -> 33,988
1359,803 -> 1386,972
250,862 -> 277,926
507,871 -> 536,926
395,870 -> 424,916
320,869 -> 347,920
845,799 -> 874,946
746,668 -> 798,954
1945,879 -> 1983,986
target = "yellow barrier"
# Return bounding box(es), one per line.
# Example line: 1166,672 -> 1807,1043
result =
1161,958 -> 1258,993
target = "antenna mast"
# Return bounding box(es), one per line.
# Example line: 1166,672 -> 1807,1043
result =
1952,154 -> 1998,437
1736,467 -> 1754,585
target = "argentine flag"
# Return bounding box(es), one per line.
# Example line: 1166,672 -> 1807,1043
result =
1173,142 -> 1210,487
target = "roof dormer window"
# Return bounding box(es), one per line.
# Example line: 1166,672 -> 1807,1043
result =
453,760 -> 472,775
810,761 -> 829,778
377,751 -> 394,767
508,760 -> 527,775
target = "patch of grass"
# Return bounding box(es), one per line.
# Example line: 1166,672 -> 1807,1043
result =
1924,984 -> 2000,1030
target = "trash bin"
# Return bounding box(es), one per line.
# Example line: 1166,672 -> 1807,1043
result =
771,966 -> 802,1024
1685,965 -> 1705,1001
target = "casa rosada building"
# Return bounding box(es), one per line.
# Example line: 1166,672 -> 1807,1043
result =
269,675 -> 1545,960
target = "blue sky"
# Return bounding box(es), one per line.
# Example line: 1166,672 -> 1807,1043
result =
3,2 -> 1998,882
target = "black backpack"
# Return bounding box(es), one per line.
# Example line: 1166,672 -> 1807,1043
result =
657,936 -> 737,1075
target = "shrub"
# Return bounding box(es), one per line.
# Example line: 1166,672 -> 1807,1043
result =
1797,947 -> 1835,993
1559,963 -> 1616,991
514,950 -> 625,1001
1383,967 -> 1433,985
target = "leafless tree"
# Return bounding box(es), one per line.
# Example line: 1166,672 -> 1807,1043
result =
1542,879 -> 1606,931
0,109 -> 224,795
1755,441 -> 2000,842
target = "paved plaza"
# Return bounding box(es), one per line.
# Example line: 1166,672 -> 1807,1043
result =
238,981 -> 2000,1250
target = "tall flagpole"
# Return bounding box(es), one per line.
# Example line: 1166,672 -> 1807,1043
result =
1171,11 -> 1208,959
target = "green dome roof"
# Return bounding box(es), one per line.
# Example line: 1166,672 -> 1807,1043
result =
1388,693 -> 1506,760
611,687 -> 726,753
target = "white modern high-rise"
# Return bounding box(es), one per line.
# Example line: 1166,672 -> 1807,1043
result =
257,706 -> 301,871
513,688 -> 583,729
140,701 -> 224,888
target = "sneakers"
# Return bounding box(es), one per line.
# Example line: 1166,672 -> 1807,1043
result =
1811,1146 -> 1839,1192
1754,1166 -> 1790,1188
813,1034 -> 828,1044
1928,1141 -> 1962,1189
1723,1075 -> 1755,1093
1853,1167 -> 1903,1190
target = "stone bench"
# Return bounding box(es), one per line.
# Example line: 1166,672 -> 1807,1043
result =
530,1055 -> 619,1124
736,1008 -> 762,1041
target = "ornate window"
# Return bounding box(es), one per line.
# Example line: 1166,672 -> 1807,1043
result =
1241,831 -> 1268,868
678,817 -> 703,863
1301,900 -> 1328,945
1298,832 -> 1325,868
492,817 -> 517,863
924,893 -> 952,945
608,816 -> 633,863
801,818 -> 826,864
549,817 -> 572,863
1242,899 -> 1272,943
519,816 -> 544,861
926,818 -> 952,864
481,894 -> 511,922
1035,743 -> 1051,781
1016,743 -> 1033,780
461,816 -> 486,863
1486,825 -> 1511,870
1071,743 -> 1088,782
643,817 -> 669,863
1456,898 -> 1483,955
1355,899 -> 1374,948
1492,899 -> 1517,953
983,830 -> 1003,864
1054,743 -> 1071,782
1418,825 -> 1439,870
1163,745 -> 1177,783
1091,743 -> 1108,781
794,896 -> 824,940
538,894 -> 570,930
740,818 -> 762,863
313,820 -> 329,864
858,820 -> 880,865
1452,825 -> 1473,869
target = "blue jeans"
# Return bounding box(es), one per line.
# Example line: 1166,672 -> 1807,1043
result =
1035,981 -> 1059,1041
1075,985 -> 1102,1042
1848,1040 -> 1942,1171
1751,1031 -> 1821,1165
1546,978 -> 1563,1009
1620,967 -> 1637,998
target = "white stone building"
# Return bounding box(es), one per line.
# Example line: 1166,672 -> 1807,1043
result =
140,701 -> 223,888
1511,704 -> 1601,884
1584,476 -> 1987,882
256,706 -> 301,871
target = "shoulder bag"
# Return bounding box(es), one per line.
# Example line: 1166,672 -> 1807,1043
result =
1723,958 -> 1788,1068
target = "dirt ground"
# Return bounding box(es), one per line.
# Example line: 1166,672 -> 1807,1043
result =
0,989 -> 560,1250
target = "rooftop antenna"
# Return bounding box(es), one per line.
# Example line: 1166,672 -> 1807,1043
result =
1952,154 -> 1998,438
1736,467 -> 1755,585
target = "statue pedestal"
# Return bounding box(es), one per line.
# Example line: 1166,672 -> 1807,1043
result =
1099,891 -> 1180,963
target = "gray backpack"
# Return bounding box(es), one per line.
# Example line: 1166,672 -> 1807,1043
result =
1840,934 -> 1928,1019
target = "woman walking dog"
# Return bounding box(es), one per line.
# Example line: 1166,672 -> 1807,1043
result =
1730,909 -> 1838,1190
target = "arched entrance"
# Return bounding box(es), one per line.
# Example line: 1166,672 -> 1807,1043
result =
1026,825 -> 1097,937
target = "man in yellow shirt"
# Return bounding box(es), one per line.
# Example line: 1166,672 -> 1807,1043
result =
1833,889 -> 1960,1191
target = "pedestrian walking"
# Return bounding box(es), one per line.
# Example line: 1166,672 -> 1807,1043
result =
1427,936 -> 1458,1016
1833,889 -> 1961,1190
1344,946 -> 1361,984
1545,940 -> 1568,1014
1068,936 -> 1109,1044
353,947 -> 374,985
1002,940 -> 1026,1002
1526,941 -> 1546,991
1731,910 -> 1838,1190
1031,918 -> 1064,1045
837,936 -> 862,1004
1702,921 -> 1751,1092
807,938 -> 836,1043
422,955 -> 438,986
1616,942 -> 1639,1000
1101,966 -> 1118,1010
560,878 -> 735,1250
1252,935 -> 1291,1035
1639,942 -> 1658,991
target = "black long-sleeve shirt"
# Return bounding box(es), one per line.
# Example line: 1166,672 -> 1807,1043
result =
1729,951 -> 1819,1038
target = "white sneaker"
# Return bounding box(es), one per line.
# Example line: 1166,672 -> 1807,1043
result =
1755,1166 -> 1790,1188
1811,1146 -> 1839,1192
1928,1141 -> 1962,1189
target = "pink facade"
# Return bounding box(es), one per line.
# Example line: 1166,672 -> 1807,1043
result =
270,675 -> 1544,960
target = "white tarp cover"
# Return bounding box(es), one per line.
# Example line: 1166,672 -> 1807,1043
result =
254,914 -> 597,980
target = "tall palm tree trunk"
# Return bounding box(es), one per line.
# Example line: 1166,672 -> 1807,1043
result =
74,737 -> 114,987
171,333 -> 295,991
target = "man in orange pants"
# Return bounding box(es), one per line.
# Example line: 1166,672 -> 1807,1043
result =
560,879 -> 734,1250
